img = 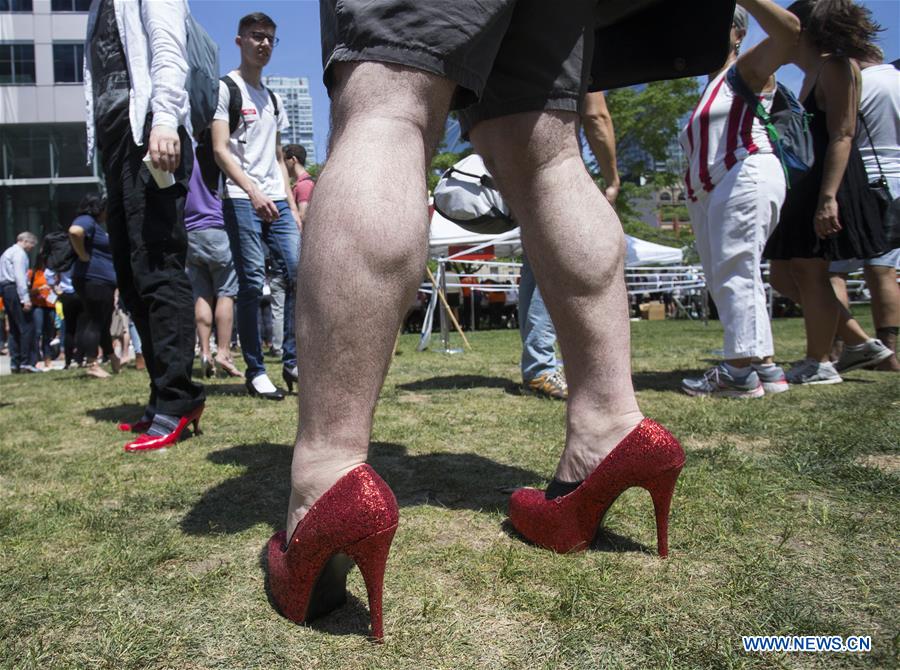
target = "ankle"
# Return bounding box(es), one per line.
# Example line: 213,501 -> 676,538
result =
288,448 -> 367,535
554,410 -> 644,482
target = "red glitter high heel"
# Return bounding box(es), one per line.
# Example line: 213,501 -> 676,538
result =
123,404 -> 204,452
267,464 -> 399,640
508,418 -> 685,556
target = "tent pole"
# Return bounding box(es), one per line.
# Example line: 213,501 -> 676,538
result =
427,265 -> 471,350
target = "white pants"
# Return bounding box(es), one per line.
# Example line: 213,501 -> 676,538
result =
688,153 -> 786,360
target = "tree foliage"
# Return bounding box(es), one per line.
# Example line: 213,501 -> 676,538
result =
605,77 -> 700,184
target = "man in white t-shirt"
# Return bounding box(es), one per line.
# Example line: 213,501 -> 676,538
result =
212,12 -> 302,400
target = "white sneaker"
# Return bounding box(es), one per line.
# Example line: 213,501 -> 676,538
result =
785,359 -> 842,385
834,339 -> 893,373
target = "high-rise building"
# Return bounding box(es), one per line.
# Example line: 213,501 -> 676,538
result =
1,0 -> 99,249
263,75 -> 317,166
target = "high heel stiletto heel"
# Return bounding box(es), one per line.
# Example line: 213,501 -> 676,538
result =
123,404 -> 205,452
508,418 -> 685,556
282,366 -> 298,393
200,356 -> 215,378
267,464 -> 399,640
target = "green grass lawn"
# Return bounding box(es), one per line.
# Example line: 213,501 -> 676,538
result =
1,314 -> 897,669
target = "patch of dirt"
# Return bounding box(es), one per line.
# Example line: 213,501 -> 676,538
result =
685,435 -> 773,455
854,453 -> 900,475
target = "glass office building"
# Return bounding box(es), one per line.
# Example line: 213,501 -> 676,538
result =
262,75 -> 317,166
1,0 -> 99,250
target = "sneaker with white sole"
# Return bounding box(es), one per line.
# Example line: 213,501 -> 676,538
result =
524,368 -> 568,400
785,359 -> 842,385
834,338 -> 893,373
753,364 -> 790,394
681,364 -> 764,398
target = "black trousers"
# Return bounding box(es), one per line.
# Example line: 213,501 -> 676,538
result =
57,291 -> 84,366
97,110 -> 204,416
0,282 -> 34,369
73,277 -> 115,362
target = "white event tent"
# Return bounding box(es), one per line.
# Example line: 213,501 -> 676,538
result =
429,210 -> 683,266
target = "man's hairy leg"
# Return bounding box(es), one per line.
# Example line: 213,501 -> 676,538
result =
472,111 -> 643,484
287,62 -> 455,536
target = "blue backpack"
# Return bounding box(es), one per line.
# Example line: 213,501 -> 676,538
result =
727,64 -> 814,187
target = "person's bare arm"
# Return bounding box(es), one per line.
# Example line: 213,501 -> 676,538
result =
276,136 -> 302,230
735,0 -> 801,93
296,200 -> 309,223
68,225 -> 90,262
211,118 -> 279,222
814,58 -> 859,239
582,91 -> 620,205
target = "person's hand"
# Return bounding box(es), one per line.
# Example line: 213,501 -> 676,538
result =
604,182 -> 620,206
814,195 -> 841,239
291,208 -> 303,231
22,301 -> 32,312
77,252 -> 90,262
248,185 -> 279,223
148,125 -> 181,173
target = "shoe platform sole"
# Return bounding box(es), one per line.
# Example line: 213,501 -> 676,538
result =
762,382 -> 790,394
791,376 -> 843,385
681,385 -> 764,399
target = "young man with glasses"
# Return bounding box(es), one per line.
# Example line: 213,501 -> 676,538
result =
212,12 -> 302,400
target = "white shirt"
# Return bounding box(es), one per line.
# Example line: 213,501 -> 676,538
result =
0,244 -> 31,304
680,69 -> 775,202
83,0 -> 190,162
857,64 -> 900,180
215,71 -> 290,201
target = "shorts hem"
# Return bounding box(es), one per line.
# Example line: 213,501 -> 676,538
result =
324,43 -> 485,99
458,95 -> 581,137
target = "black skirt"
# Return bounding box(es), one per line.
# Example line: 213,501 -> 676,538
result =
764,87 -> 887,261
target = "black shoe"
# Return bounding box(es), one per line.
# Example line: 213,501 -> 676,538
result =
282,366 -> 298,393
245,376 -> 285,401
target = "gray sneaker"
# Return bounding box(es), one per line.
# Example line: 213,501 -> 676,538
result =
753,364 -> 790,394
785,359 -> 842,385
682,364 -> 764,398
834,339 -> 893,373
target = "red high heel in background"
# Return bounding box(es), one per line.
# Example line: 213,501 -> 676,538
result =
123,404 -> 204,452
508,418 -> 685,556
267,464 -> 399,640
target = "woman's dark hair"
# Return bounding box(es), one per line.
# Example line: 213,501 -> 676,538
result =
787,0 -> 883,61
76,192 -> 107,218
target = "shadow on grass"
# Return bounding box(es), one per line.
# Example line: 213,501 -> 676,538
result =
258,544 -> 372,638
632,369 -> 698,393
397,375 -> 514,392
500,519 -> 652,555
86,402 -> 147,424
181,441 -> 542,536
200,383 -> 251,396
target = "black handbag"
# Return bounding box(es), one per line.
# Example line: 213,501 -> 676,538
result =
859,110 -> 900,250
590,0 -> 736,91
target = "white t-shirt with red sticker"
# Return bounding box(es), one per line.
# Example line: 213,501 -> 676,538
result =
215,70 -> 290,201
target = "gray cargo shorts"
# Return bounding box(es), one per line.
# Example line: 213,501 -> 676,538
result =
320,0 -> 597,134
186,227 -> 239,300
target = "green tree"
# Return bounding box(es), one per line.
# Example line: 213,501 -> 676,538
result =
604,78 -> 700,182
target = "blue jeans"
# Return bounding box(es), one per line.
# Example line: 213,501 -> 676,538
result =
223,198 -> 300,380
519,255 -> 558,381
32,306 -> 57,364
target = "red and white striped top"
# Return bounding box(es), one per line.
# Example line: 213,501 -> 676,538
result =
679,69 -> 776,202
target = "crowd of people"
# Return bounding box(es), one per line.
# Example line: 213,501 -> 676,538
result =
0,0 -> 897,641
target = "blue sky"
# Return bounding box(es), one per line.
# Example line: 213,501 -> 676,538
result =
190,0 -> 900,164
